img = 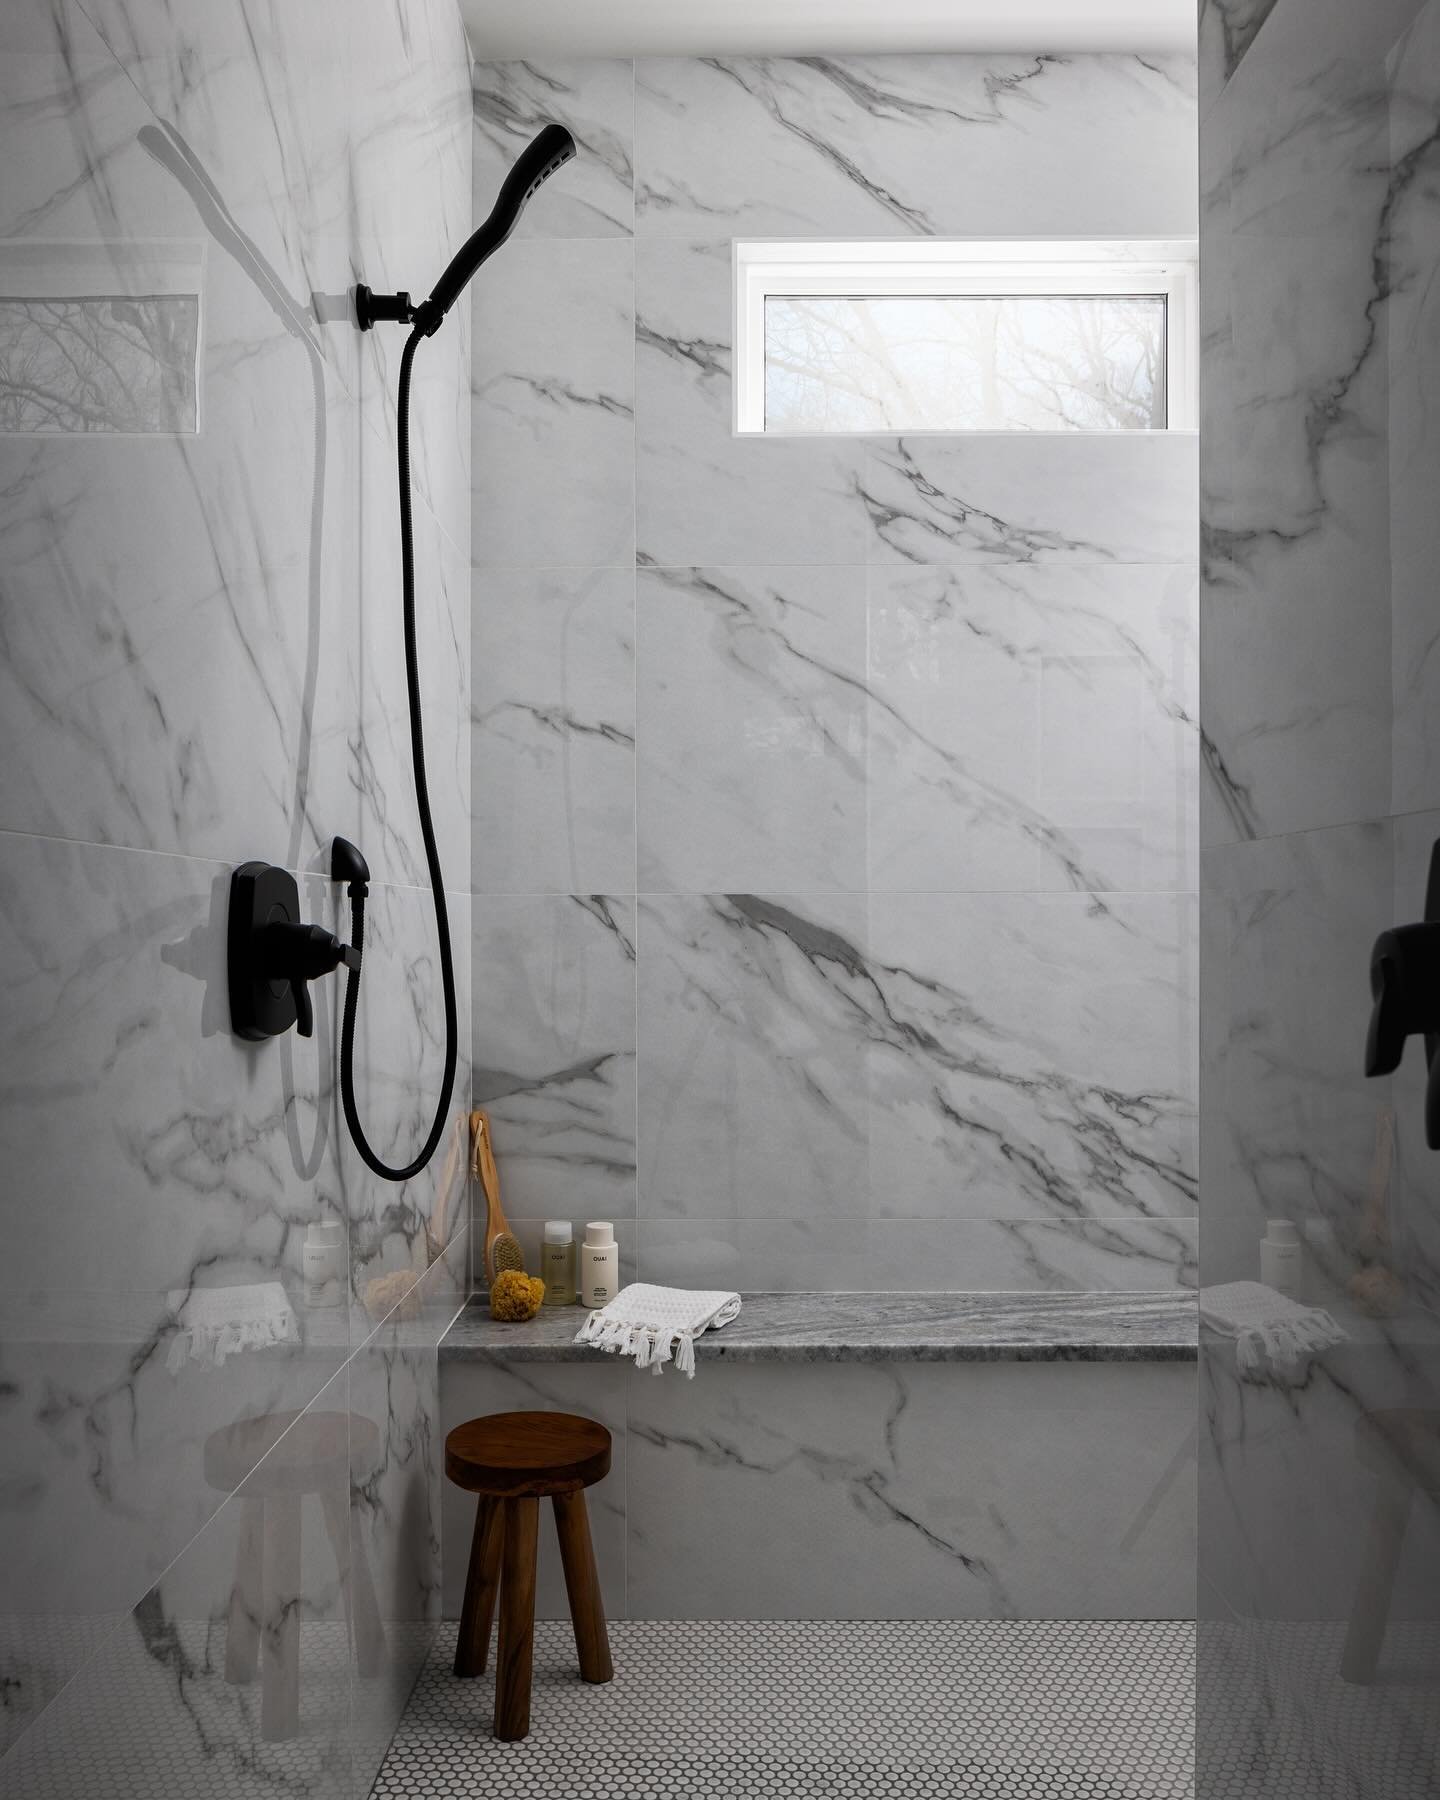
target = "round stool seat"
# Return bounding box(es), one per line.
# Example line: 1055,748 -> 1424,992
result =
445,1409 -> 611,1498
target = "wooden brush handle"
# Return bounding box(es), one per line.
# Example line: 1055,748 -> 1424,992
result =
471,1109 -> 514,1278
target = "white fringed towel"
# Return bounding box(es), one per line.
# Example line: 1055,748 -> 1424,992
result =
1199,1280 -> 1346,1379
574,1283 -> 741,1377
166,1283 -> 300,1373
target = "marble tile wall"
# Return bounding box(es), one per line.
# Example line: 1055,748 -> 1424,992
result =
469,53 -> 1201,1295
439,1355 -> 1197,1623
1198,0 -> 1440,1791
0,1 -> 473,1792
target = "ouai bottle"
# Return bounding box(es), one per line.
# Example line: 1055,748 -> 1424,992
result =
540,1220 -> 577,1306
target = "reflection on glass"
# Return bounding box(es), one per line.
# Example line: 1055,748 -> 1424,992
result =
765,293 -> 1165,432
0,294 -> 199,433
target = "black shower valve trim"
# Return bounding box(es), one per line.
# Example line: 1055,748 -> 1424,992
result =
228,861 -> 358,1043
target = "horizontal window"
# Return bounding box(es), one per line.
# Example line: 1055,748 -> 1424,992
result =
0,241 -> 205,436
735,240 -> 1197,436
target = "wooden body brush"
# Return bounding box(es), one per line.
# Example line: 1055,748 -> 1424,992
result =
472,1109 -> 524,1287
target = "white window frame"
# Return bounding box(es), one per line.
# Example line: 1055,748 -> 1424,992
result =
0,239 -> 207,437
734,238 -> 1198,437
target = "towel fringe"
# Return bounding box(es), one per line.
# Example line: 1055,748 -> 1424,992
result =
571,1283 -> 741,1378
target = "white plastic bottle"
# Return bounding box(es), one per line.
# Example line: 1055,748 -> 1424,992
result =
304,1219 -> 345,1306
1260,1219 -> 1302,1300
580,1221 -> 618,1308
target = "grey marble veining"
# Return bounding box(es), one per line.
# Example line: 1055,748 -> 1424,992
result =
0,0 -> 473,1788
440,1345 -> 1195,1623
470,48 -> 1199,1300
633,55 -> 1196,240
440,1289 -> 1197,1365
1199,0 -> 1440,1792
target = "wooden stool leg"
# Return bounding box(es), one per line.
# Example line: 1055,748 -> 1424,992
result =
494,1496 -> 539,1741
552,1490 -> 613,1684
320,1485 -> 385,1678
225,1495 -> 263,1684
1341,1476 -> 1413,1683
454,1495 -> 505,1678
261,1492 -> 301,1742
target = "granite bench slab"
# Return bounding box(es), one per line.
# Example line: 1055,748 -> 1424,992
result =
440,1290 -> 1197,1365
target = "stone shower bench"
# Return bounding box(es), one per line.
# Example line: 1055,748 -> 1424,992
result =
439,1290 -> 1197,1624
439,1288 -> 1197,1366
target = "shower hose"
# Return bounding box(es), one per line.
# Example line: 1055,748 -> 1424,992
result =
338,324 -> 458,1181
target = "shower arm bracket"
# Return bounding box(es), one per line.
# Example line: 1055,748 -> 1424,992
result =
354,284 -> 442,337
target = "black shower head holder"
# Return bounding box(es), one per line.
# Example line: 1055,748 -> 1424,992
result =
354,122 -> 575,338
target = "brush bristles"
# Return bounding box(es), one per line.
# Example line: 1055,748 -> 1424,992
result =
490,1233 -> 525,1279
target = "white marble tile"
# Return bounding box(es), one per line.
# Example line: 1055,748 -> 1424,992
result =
634,55 -> 1196,239
473,60 -> 635,239
0,835 -> 472,1688
636,1217 -> 1199,1293
636,565 -> 867,892
1199,11 -> 1400,845
865,890 -> 1197,1224
0,1 -> 472,1772
347,1231 -> 468,1800
860,432 -> 1200,566
626,1359 -> 1196,1619
868,563 -> 1198,893
1199,823 -> 1394,1289
635,894 -> 870,1223
356,493 -> 472,892
1198,0 -> 1281,116
349,5 -> 474,550
634,238 -> 871,568
1388,5 -> 1440,822
0,315 -> 359,867
635,890 -> 1195,1228
471,566 -> 635,896
472,895 -> 638,1226
471,237 -> 634,568
1,1363 -> 360,1800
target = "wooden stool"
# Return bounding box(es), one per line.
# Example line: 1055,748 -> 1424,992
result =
205,1410 -> 385,1742
1341,1408 -> 1440,1683
444,1410 -> 613,1741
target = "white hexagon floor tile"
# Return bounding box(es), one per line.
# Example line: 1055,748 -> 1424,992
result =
371,1619 -> 1195,1799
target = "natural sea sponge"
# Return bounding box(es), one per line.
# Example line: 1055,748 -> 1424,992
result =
490,1268 -> 545,1321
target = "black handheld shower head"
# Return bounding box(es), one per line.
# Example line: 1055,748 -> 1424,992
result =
338,123 -> 576,1184
420,124 -> 575,330
356,124 -> 576,333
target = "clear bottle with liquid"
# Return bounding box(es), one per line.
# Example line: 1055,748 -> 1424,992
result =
540,1220 -> 576,1305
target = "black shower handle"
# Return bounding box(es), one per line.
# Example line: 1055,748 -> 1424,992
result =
257,921 -> 359,1038
1365,838 -> 1440,1148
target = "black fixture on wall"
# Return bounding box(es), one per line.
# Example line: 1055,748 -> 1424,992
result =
226,126 -> 576,1180
332,122 -> 575,1182
1365,838 -> 1440,1148
228,858 -> 358,1041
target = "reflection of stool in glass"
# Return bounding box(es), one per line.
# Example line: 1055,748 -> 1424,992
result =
205,1410 -> 384,1739
1341,1409 -> 1440,1684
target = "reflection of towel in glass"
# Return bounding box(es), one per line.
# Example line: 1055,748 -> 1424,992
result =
1199,1280 -> 1346,1380
575,1283 -> 741,1378
166,1283 -> 300,1372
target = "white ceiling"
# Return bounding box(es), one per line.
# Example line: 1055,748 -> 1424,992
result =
461,0 -> 1196,62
